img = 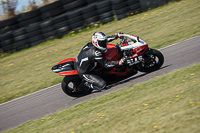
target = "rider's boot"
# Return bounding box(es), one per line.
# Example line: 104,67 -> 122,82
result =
85,82 -> 107,91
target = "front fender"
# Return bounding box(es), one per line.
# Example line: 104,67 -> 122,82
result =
143,48 -> 153,54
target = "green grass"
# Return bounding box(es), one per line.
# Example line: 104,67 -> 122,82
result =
4,63 -> 200,133
0,0 -> 200,104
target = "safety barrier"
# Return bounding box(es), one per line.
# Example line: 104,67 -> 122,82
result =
0,0 -> 170,53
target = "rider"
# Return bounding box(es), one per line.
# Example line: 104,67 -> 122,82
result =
75,32 -> 126,91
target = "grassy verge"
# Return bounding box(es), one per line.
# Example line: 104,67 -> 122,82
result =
4,63 -> 200,133
0,0 -> 200,103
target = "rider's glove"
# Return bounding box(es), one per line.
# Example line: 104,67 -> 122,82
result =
113,32 -> 123,39
118,56 -> 127,66
118,32 -> 124,39
113,34 -> 118,39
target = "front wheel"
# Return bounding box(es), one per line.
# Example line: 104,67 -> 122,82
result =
136,49 -> 164,72
61,76 -> 93,97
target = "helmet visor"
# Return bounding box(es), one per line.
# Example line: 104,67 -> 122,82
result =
98,40 -> 108,49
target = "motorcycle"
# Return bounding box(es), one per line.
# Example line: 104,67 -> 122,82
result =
52,34 -> 164,97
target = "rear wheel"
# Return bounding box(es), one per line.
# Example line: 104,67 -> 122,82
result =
136,49 -> 164,72
61,76 -> 93,97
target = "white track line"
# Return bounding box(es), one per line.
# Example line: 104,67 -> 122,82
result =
0,83 -> 61,106
1,35 -> 199,106
159,36 -> 199,50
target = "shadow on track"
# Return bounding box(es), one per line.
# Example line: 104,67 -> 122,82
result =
73,64 -> 171,99
106,64 -> 172,88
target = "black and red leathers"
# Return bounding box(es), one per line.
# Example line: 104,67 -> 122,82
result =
75,35 -> 121,90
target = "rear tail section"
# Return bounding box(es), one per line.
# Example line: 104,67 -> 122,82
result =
51,58 -> 78,76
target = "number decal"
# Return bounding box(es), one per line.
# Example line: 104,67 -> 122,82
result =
135,58 -> 137,62
127,56 -> 143,66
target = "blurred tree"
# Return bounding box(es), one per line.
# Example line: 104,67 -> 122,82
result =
42,0 -> 49,5
28,0 -> 38,10
6,0 -> 17,17
0,0 -> 17,18
23,0 -> 38,12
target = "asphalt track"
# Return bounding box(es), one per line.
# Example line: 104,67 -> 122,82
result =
0,36 -> 200,132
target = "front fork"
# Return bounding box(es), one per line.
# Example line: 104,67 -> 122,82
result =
125,48 -> 151,66
143,48 -> 152,54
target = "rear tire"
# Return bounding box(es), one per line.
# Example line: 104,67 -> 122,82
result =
61,76 -> 93,97
136,49 -> 164,72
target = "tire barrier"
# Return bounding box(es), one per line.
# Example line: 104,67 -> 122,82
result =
17,9 -> 41,27
0,16 -> 19,34
128,0 -> 142,15
82,3 -> 99,26
112,0 -> 129,20
39,1 -> 64,20
52,13 -> 69,38
97,0 -> 114,24
66,9 -> 84,32
140,0 -> 169,10
26,23 -> 43,47
85,0 -> 97,5
111,0 -> 142,20
0,31 -> 14,53
63,0 -> 87,12
13,27 -> 29,51
40,19 -> 56,41
0,0 -> 172,53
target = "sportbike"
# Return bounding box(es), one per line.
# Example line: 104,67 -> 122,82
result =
52,34 -> 164,97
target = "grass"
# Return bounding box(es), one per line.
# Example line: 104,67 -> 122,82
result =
0,0 -> 200,104
4,63 -> 200,133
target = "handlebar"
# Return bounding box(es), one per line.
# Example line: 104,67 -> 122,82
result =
117,34 -> 147,51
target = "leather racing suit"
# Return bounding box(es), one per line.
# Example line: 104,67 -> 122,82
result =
75,35 -> 120,90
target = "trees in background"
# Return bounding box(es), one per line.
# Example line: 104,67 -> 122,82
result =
0,0 -> 55,20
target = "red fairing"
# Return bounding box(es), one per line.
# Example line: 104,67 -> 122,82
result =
133,44 -> 148,56
109,68 -> 132,76
58,70 -> 78,76
131,35 -> 137,37
58,58 -> 78,76
102,44 -> 120,61
58,58 -> 76,64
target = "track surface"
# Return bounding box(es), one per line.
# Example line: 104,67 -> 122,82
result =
0,36 -> 200,132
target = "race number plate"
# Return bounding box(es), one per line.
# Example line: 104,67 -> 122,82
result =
127,56 -> 143,66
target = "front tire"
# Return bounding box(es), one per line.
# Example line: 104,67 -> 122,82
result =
136,49 -> 164,72
61,75 -> 93,97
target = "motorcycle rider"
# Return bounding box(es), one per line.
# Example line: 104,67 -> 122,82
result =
75,32 -> 126,91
